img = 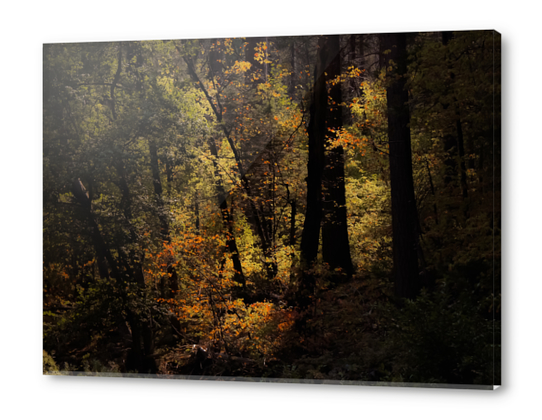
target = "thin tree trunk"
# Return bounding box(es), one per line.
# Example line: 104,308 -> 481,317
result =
442,32 -> 469,204
208,137 -> 246,288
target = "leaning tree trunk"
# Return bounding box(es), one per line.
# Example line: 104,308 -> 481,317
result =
181,50 -> 271,283
208,137 -> 246,289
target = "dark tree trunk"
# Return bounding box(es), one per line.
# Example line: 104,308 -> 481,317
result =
350,34 -> 356,61
442,32 -> 469,203
297,47 -> 326,303
299,35 -> 353,300
299,56 -> 325,267
381,33 -> 420,299
321,35 -> 353,276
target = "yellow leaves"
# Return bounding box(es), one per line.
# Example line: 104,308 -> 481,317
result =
224,60 -> 252,76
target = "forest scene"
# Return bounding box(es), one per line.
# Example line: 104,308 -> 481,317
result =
43,30 -> 501,388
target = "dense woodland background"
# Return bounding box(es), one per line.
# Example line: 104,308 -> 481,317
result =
43,30 -> 500,386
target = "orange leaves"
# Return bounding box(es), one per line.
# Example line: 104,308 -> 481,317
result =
328,128 -> 365,153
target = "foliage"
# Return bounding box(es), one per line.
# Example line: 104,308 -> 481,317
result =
43,32 -> 500,385
381,276 -> 500,385
43,350 -> 60,374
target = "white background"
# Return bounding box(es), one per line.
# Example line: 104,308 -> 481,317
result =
0,1 -> 538,418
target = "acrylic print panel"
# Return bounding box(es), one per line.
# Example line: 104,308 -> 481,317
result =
43,31 -> 501,389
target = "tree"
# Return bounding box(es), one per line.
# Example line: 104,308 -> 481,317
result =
300,35 -> 353,276
381,33 -> 420,299
321,35 -> 353,276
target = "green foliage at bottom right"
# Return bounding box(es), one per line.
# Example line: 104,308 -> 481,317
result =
380,270 -> 500,385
